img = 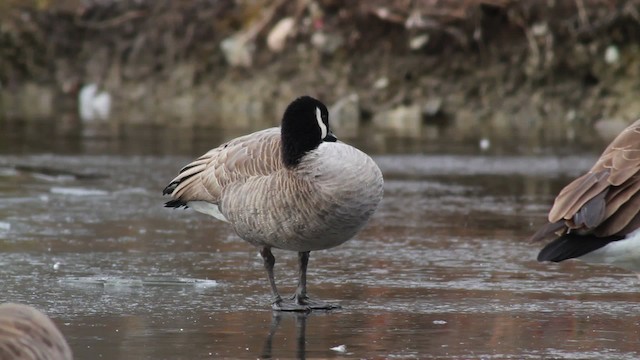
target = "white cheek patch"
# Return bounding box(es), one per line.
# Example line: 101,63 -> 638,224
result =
316,107 -> 328,139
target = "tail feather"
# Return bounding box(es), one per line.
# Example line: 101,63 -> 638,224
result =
171,172 -> 201,198
537,233 -> 622,262
530,221 -> 565,242
163,154 -> 215,208
163,165 -> 204,196
163,182 -> 179,195
164,199 -> 188,208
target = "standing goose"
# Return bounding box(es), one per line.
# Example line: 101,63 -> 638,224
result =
0,303 -> 73,360
163,96 -> 384,311
533,119 -> 640,271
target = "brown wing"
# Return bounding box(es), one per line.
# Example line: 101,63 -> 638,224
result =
539,119 -> 640,239
164,128 -> 283,204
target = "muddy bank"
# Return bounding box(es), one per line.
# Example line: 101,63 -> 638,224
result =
1,0 -> 639,146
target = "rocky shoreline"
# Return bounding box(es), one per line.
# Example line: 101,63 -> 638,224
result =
1,0 -> 639,146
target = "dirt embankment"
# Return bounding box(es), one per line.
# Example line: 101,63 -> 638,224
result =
1,0 -> 640,146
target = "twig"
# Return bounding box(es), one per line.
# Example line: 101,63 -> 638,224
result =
242,0 -> 288,42
76,10 -> 146,30
575,0 -> 589,30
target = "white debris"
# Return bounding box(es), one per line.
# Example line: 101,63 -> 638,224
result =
433,320 -> 447,325
220,33 -> 254,67
373,77 -> 389,89
53,262 -> 61,270
604,45 -> 620,64
409,34 -> 429,50
79,83 -> 111,122
311,31 -> 344,54
330,345 -> 347,353
479,138 -> 491,151
531,22 -> 548,36
267,17 -> 296,52
423,97 -> 443,117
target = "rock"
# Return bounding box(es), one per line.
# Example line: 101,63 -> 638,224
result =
372,104 -> 421,137
329,93 -> 360,138
0,82 -> 54,119
531,22 -> 548,37
373,77 -> 389,89
479,138 -> 491,151
409,34 -> 429,50
220,33 -> 254,67
23,83 -> 54,119
423,97 -> 443,117
311,31 -> 344,54
267,17 -> 296,52
604,45 -> 620,65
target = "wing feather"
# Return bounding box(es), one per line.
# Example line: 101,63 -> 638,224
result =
164,128 -> 283,206
539,119 -> 640,239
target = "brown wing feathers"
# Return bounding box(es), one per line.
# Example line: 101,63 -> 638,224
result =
163,129 -> 283,208
536,119 -> 640,240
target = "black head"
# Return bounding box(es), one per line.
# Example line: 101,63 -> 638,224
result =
281,96 -> 337,168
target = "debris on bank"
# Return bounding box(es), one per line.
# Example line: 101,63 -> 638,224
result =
1,0 -> 639,145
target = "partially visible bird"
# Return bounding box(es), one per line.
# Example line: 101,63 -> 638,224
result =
163,96 -> 384,311
533,119 -> 640,271
0,303 -> 73,360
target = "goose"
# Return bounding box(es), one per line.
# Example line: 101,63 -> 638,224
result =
163,96 -> 384,311
533,119 -> 640,272
0,303 -> 73,360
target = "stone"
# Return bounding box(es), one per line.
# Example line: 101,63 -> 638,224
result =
329,93 -> 360,138
372,104 -> 421,137
423,97 -> 443,117
220,33 -> 254,68
409,34 -> 429,50
604,45 -> 620,65
311,31 -> 344,54
267,17 -> 296,52
373,77 -> 389,89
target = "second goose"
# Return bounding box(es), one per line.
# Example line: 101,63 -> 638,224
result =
533,119 -> 640,272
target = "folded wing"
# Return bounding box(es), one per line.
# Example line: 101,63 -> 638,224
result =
163,128 -> 283,207
538,119 -> 640,240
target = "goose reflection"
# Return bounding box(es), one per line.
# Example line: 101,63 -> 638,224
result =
261,311 -> 308,359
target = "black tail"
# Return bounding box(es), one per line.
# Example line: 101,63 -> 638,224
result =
164,199 -> 188,208
537,233 -> 622,262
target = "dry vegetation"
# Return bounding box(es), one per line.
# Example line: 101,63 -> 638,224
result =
1,0 -> 638,82
0,0 -> 639,143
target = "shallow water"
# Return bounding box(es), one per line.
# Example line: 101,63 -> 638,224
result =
1,124 -> 639,359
